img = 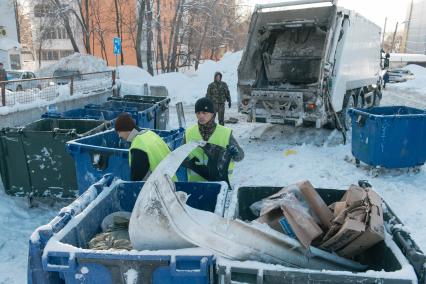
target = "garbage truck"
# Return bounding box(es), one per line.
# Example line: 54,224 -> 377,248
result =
237,0 -> 383,129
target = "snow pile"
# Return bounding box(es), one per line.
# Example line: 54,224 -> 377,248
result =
37,53 -> 109,77
382,64 -> 426,108
398,64 -> 426,90
0,182 -> 59,284
118,51 -> 243,105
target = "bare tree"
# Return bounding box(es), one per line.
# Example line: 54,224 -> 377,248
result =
135,0 -> 146,68
155,0 -> 165,73
49,0 -> 81,52
145,0 -> 154,75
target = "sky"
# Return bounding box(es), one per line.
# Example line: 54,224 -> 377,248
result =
245,0 -> 410,32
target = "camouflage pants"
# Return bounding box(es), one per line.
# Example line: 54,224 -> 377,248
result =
213,103 -> 225,126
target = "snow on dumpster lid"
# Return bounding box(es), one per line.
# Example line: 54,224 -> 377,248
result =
0,38 -> 20,51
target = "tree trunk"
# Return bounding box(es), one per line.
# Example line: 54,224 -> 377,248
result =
136,0 -> 146,68
13,0 -> 21,43
195,18 -> 209,70
52,0 -> 80,52
145,0 -> 154,75
166,0 -> 181,72
64,17 -> 80,52
114,0 -> 124,64
84,0 -> 91,54
156,0 -> 165,73
170,0 -> 185,72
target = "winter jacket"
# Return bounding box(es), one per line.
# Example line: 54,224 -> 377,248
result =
0,68 -> 7,82
206,72 -> 231,104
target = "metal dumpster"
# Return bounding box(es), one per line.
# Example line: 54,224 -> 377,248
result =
348,106 -> 426,169
85,101 -> 158,129
218,184 -> 423,283
107,95 -> 170,130
28,175 -> 228,284
0,119 -> 109,199
66,128 -> 185,193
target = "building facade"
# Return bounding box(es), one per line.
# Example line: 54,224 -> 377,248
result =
0,0 -> 21,70
404,0 -> 426,54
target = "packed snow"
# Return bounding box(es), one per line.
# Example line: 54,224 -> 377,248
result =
118,51 -> 242,105
0,52 -> 425,283
36,53 -> 110,78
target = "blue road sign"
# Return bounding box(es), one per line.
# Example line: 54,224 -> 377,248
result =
113,37 -> 121,55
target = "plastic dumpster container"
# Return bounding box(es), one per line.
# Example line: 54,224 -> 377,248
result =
66,128 -> 185,193
0,119 -> 109,199
42,109 -> 109,120
108,95 -> 170,129
218,185 -> 423,283
28,175 -> 228,284
85,101 -> 157,129
348,106 -> 426,169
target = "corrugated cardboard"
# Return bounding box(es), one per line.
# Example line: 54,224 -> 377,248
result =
337,190 -> 384,257
298,180 -> 334,229
332,201 -> 347,218
255,208 -> 285,234
320,219 -> 365,251
281,202 -> 323,248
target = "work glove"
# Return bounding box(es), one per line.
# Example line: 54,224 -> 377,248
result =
228,101 -> 232,108
226,144 -> 239,159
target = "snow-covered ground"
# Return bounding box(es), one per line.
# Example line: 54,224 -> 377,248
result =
118,51 -> 242,105
0,54 -> 425,283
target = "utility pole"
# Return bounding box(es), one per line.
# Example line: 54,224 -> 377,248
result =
390,22 -> 399,53
402,0 -> 414,53
381,17 -> 387,48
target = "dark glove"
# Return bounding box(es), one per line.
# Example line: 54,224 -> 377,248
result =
182,157 -> 199,169
228,101 -> 231,108
226,144 -> 239,159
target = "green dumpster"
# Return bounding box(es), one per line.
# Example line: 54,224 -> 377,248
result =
0,119 -> 110,199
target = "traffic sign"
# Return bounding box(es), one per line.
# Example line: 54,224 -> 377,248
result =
113,37 -> 121,55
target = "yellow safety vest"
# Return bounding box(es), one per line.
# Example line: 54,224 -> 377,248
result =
129,130 -> 175,180
185,124 -> 235,182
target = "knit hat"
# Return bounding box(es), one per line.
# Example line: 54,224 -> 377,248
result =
115,112 -> 136,131
195,97 -> 215,113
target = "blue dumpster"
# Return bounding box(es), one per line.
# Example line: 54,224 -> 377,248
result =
66,128 -> 185,193
107,95 -> 171,129
85,101 -> 158,129
348,106 -> 426,168
42,105 -> 157,129
28,175 -> 228,284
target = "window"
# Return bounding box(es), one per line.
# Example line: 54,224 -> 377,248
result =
9,54 -> 21,70
41,50 -> 59,61
42,28 -> 69,40
57,28 -> 68,39
60,50 -> 73,58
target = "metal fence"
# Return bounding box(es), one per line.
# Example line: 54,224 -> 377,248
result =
0,70 -> 115,107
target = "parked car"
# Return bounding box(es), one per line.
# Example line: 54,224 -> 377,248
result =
6,70 -> 41,91
387,69 -> 414,83
52,69 -> 82,85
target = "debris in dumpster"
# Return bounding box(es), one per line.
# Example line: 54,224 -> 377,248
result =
298,180 -> 334,229
129,142 -> 367,271
249,180 -> 385,258
320,184 -> 385,257
250,182 -> 328,247
88,211 -> 132,251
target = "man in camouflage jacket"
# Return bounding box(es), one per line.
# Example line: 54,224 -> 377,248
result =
206,71 -> 231,125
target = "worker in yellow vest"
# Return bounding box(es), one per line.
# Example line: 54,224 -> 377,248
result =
184,97 -> 244,183
115,112 -> 172,181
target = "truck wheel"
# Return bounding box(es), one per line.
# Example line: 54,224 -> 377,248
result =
341,95 -> 355,131
355,90 -> 364,108
16,85 -> 23,91
373,89 -> 382,106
